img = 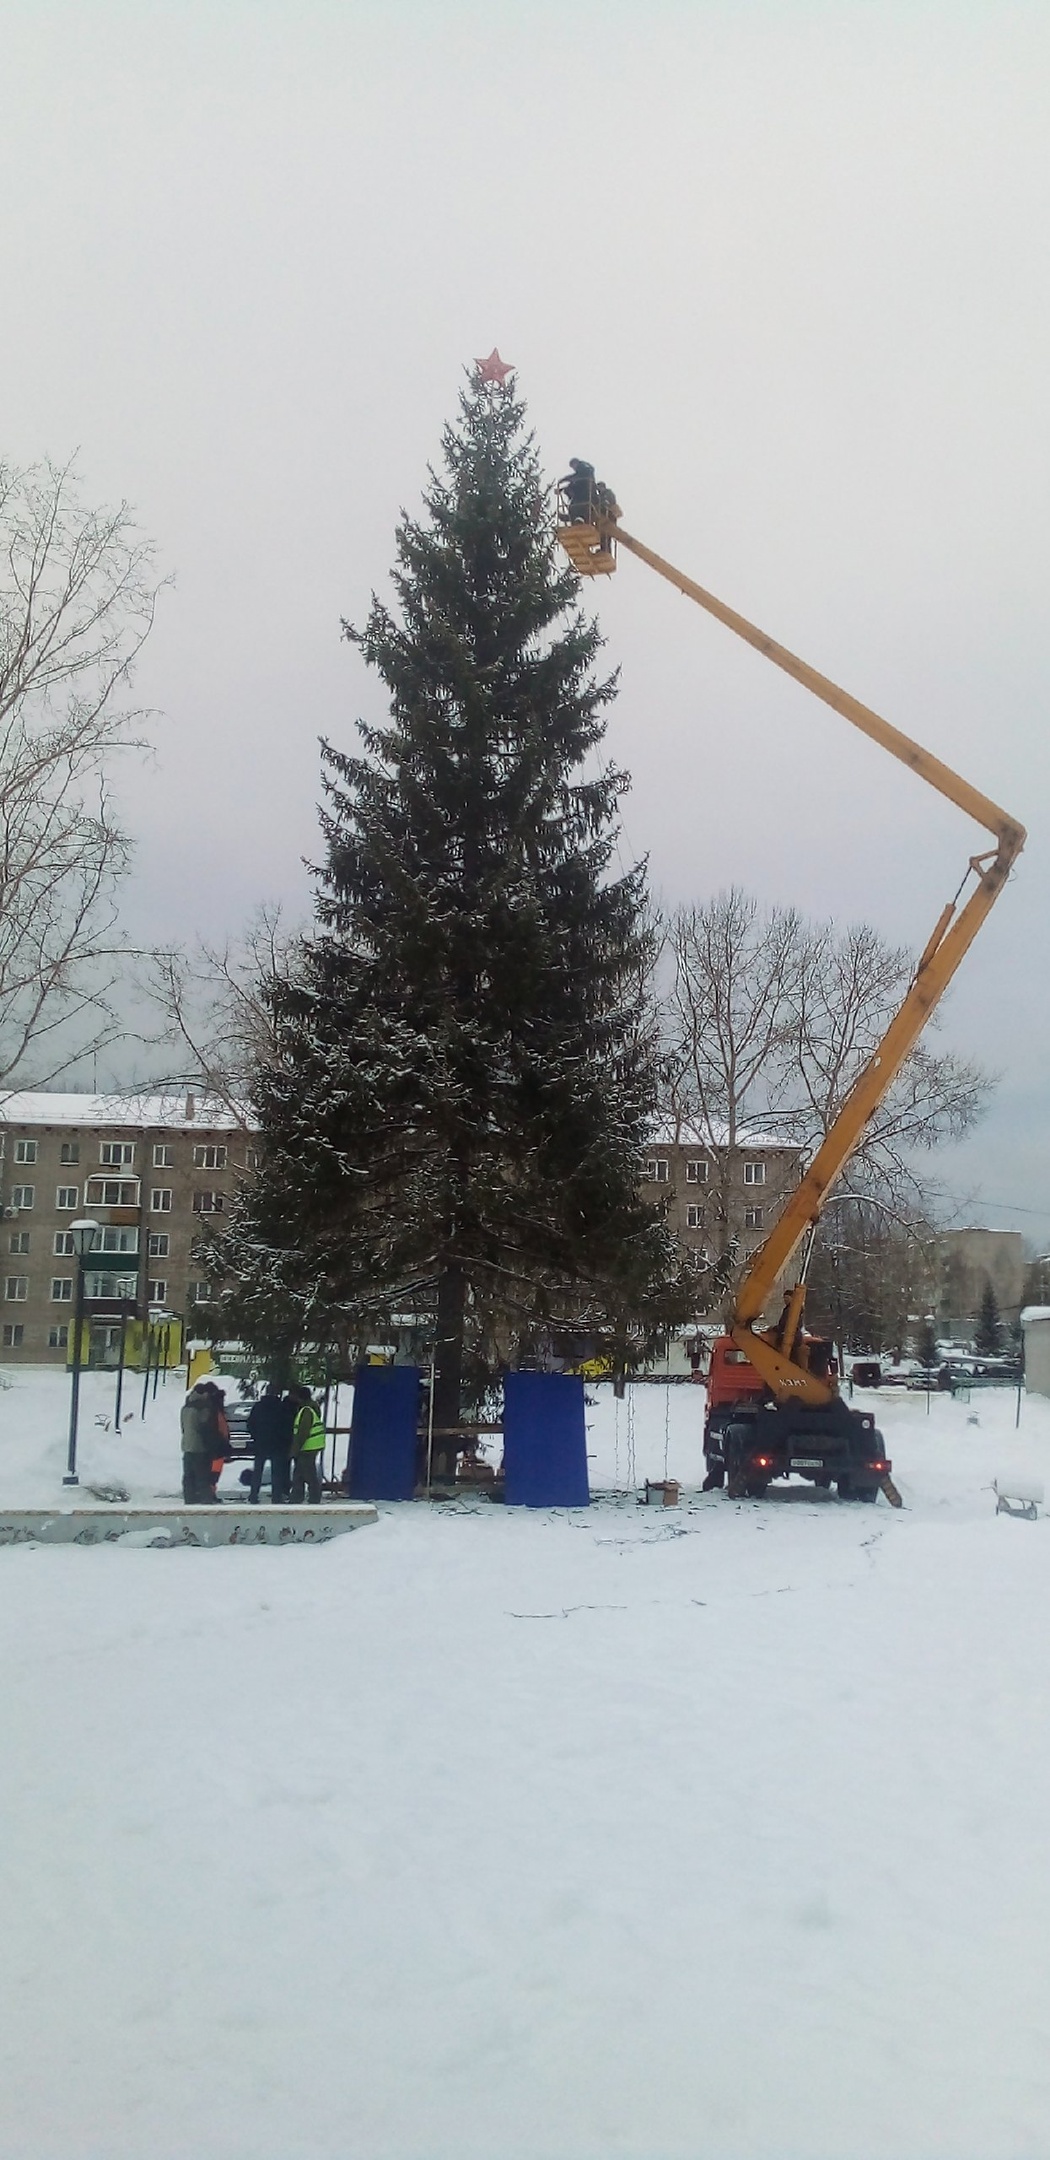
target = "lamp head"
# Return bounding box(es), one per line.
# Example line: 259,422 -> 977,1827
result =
70,1217 -> 100,1259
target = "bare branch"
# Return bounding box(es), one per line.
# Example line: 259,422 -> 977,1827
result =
141,904 -> 299,1128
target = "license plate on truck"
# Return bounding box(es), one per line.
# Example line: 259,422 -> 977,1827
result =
791,1457 -> 824,1469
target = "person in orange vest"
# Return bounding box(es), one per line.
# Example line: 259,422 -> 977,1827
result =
289,1385 -> 325,1504
203,1382 -> 233,1500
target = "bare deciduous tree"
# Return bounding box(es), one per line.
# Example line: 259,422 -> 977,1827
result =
146,905 -> 295,1128
664,888 -> 991,1223
805,1196 -> 939,1356
667,889 -> 801,1146
786,918 -> 991,1210
0,457 -> 160,1089
663,890 -> 804,1294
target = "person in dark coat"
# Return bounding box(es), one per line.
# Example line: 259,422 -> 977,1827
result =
180,1382 -> 220,1505
246,1382 -> 295,1503
559,457 -> 596,522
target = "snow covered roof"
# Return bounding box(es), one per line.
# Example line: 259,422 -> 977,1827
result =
0,1091 -> 250,1133
1021,1307 -> 1050,1327
647,1119 -> 800,1153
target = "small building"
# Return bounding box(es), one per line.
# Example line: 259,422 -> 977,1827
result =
1021,1306 -> 1050,1397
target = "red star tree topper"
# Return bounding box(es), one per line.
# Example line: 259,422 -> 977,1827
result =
475,348 -> 514,385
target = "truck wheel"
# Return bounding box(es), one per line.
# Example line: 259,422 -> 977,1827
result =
725,1427 -> 751,1500
855,1486 -> 878,1504
744,1479 -> 769,1500
837,1475 -> 855,1499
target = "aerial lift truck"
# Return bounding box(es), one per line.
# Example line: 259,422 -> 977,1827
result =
556,474 -> 1025,1502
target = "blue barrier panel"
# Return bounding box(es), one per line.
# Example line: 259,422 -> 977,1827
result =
503,1371 -> 589,1508
346,1365 -> 420,1501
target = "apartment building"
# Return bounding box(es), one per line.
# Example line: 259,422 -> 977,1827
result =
0,1093 -> 253,1367
0,1092 -> 805,1366
643,1123 -> 804,1317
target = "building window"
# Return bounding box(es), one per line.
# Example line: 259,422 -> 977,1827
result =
60,1141 -> 80,1165
99,1141 -> 136,1166
147,1279 -> 168,1305
643,1159 -> 669,1183
56,1185 -> 79,1210
14,1139 -> 37,1164
10,1186 -> 34,1210
744,1206 -> 764,1230
53,1232 -> 75,1256
193,1191 -> 224,1213
95,1226 -> 138,1254
150,1188 -> 173,1213
84,1272 -> 138,1301
245,1150 -> 258,1172
3,1323 -> 24,1347
9,1231 -> 30,1255
85,1177 -> 140,1207
51,1277 -> 74,1302
193,1144 -> 227,1171
153,1143 -> 174,1168
4,1276 -> 28,1301
48,1325 -> 69,1349
188,1281 -> 211,1303
685,1160 -> 709,1184
743,1161 -> 766,1185
148,1232 -> 169,1258
686,1205 -> 705,1230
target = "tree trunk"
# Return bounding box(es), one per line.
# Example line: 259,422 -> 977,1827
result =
431,1261 -> 466,1481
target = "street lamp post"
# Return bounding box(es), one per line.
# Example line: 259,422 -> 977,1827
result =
64,1218 -> 100,1487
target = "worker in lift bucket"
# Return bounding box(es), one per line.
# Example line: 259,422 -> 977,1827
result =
560,458 -> 596,523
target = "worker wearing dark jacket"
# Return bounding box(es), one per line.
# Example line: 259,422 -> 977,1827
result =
246,1383 -> 295,1504
289,1387 -> 325,1504
559,457 -> 596,522
180,1383 -> 220,1505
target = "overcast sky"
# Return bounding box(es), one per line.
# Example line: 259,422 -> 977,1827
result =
3,0 -> 1047,1238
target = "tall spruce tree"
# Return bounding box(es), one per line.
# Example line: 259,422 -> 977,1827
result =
204,369 -> 690,1440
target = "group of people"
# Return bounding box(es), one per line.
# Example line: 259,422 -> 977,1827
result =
179,1377 -> 325,1506
245,1381 -> 325,1504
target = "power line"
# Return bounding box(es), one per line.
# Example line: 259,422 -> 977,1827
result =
953,1198 -> 1050,1219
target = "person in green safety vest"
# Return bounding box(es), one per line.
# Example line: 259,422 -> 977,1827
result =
289,1385 -> 325,1504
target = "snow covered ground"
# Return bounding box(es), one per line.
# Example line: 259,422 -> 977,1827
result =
2,1364 -> 1050,2159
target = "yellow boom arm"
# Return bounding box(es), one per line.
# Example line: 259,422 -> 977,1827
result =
556,497 -> 1025,1406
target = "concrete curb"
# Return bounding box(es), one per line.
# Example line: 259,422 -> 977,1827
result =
0,1504 -> 378,1547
